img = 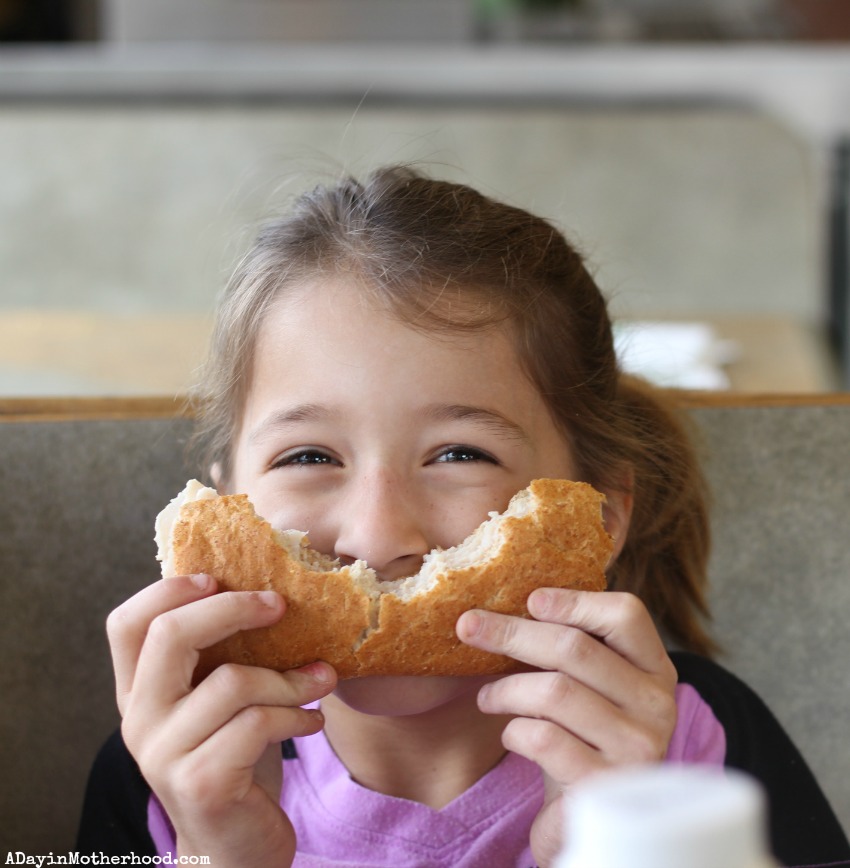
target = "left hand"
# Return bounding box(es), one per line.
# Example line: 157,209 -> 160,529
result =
456,588 -> 678,868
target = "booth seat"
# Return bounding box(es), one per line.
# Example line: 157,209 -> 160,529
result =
1,394 -> 848,852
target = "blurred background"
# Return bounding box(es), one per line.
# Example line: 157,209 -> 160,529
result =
2,0 -> 850,395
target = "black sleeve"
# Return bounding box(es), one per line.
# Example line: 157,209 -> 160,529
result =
671,652 -> 850,867
75,728 -> 157,856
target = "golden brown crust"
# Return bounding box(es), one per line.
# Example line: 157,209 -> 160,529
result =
166,478 -> 612,679
169,495 -> 373,678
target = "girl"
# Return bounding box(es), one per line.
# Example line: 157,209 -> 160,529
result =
78,166 -> 849,867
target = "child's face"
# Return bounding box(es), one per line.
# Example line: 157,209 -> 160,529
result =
225,278 -> 580,711
228,278 -> 578,571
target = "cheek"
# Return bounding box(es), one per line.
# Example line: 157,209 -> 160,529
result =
223,468 -> 323,536
253,484 -> 354,560
262,499 -> 335,546
421,487 -> 510,551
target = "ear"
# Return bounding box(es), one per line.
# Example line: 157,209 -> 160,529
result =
601,483 -> 633,567
209,462 -> 226,492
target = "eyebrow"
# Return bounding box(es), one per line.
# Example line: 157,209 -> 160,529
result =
247,403 -> 335,445
425,403 -> 530,443
247,401 -> 530,446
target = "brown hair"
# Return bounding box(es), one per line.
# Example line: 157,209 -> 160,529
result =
192,165 -> 715,657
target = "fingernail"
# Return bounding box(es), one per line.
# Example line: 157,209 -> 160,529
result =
460,610 -> 483,639
255,590 -> 281,610
190,573 -> 212,590
529,589 -> 550,615
301,661 -> 335,684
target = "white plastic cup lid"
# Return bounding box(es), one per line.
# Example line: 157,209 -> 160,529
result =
555,765 -> 775,868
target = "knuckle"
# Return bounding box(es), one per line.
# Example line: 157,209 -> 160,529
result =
639,675 -> 678,726
541,671 -> 576,708
553,626 -> 589,665
610,591 -> 646,625
625,724 -> 666,763
145,609 -> 183,649
105,602 -> 135,642
236,704 -> 275,736
480,612 -> 518,652
206,662 -> 253,700
518,718 -> 561,758
654,690 -> 679,734
493,613 -> 517,648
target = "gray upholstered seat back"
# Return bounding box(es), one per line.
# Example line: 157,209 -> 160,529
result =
692,401 -> 850,837
1,400 -> 848,851
0,413 -> 195,853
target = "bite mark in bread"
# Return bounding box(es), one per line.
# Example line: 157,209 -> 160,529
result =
155,478 -> 613,678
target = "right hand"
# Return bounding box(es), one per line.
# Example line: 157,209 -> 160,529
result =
107,573 -> 338,866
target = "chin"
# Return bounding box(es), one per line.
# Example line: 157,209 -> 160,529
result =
329,673 -> 490,718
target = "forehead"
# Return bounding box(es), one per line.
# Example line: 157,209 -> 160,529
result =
257,277 -> 513,364
246,278 -> 537,411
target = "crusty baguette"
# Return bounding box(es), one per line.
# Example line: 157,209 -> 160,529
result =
155,478 -> 612,679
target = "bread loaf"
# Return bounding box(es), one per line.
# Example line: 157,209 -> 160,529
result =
155,478 -> 612,678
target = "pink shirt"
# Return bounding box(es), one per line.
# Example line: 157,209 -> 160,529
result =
148,683 -> 725,866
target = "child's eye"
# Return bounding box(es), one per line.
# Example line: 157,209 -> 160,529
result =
272,448 -> 340,468
432,446 -> 499,465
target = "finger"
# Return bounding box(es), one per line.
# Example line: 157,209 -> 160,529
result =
528,589 -> 673,676
175,705 -> 324,806
479,670 -> 617,749
458,608 -> 676,718
458,591 -> 672,680
130,590 -> 286,715
206,705 -> 326,774
479,671 -> 667,764
500,715 -> 607,785
166,661 -> 337,754
165,705 -> 326,810
530,796 -> 568,868
457,607 -> 622,684
107,574 -> 218,712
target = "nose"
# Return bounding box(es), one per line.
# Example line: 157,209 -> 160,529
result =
333,468 -> 431,582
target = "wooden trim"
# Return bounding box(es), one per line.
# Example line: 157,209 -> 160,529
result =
2,392 -> 850,423
670,390 -> 850,408
0,396 -> 193,423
